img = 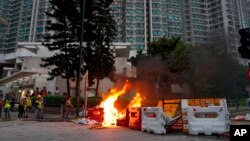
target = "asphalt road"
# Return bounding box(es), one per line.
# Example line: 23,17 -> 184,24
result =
0,120 -> 230,141
0,109 -> 249,141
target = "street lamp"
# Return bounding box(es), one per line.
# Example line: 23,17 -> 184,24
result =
76,0 -> 86,117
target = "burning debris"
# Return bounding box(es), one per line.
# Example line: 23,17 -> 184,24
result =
99,80 -> 142,126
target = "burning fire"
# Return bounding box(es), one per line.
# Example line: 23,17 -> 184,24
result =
99,81 -> 142,126
128,92 -> 142,107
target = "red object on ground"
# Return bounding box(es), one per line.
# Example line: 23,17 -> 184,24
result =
87,107 -> 104,123
129,107 -> 142,131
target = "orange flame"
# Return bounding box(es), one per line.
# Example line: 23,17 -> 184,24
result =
128,92 -> 142,107
99,81 -> 142,126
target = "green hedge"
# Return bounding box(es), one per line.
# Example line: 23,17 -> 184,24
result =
43,96 -> 102,107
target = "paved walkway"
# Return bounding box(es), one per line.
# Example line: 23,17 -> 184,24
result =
0,110 -> 73,122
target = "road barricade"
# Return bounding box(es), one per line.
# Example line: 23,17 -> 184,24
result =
129,107 -> 142,131
87,107 -> 104,123
117,108 -> 130,127
141,107 -> 167,134
181,98 -> 229,133
187,106 -> 230,135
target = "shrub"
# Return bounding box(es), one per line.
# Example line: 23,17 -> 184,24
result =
87,97 -> 102,107
43,96 -> 102,107
44,96 -> 63,105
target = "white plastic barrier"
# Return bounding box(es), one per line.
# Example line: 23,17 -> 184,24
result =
187,106 -> 230,135
141,107 -> 167,134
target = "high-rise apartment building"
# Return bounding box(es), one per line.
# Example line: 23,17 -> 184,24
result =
0,0 -> 10,54
112,0 -> 245,56
111,0 -> 182,50
182,0 -> 209,47
210,0 -> 242,55
240,0 -> 250,28
4,0 -> 49,54
181,0 -> 242,55
0,0 -> 249,56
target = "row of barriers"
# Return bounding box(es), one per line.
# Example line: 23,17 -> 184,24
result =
127,98 -> 230,135
117,107 -> 177,134
87,98 -> 230,135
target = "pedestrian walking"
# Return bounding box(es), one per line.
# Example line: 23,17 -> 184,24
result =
36,96 -> 44,119
65,96 -> 73,119
4,96 -> 11,119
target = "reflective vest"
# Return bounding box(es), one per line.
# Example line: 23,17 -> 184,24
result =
26,97 -> 32,106
4,99 -> 11,109
37,100 -> 44,109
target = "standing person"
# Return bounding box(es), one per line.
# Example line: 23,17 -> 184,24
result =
10,94 -> 15,111
24,92 -> 32,118
41,87 -> 47,97
65,96 -> 73,119
4,96 -> 11,119
0,97 -> 3,118
41,87 -> 47,105
18,98 -> 26,120
36,96 -> 44,119
61,93 -> 68,118
33,87 -> 40,97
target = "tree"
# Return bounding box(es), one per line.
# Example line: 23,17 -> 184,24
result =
42,0 -> 117,98
80,0 -> 117,96
127,50 -> 146,66
127,36 -> 191,101
128,36 -> 191,72
181,46 -> 247,98
41,0 -> 79,96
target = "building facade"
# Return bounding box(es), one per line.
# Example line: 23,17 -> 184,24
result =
0,0 -> 10,54
1,0 -> 249,55
240,0 -> 250,28
179,0 -> 243,56
0,42 -> 132,98
112,0 -> 247,57
111,0 -> 182,51
4,0 -> 48,54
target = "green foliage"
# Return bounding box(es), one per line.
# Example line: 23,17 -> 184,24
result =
79,0 -> 117,95
87,97 -> 103,107
41,0 -> 79,80
44,96 -> 102,107
164,40 -> 191,72
127,50 -> 146,66
128,36 -> 191,73
41,0 -> 81,96
44,96 -> 64,105
147,36 -> 180,56
180,46 -> 247,98
41,0 -> 117,96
